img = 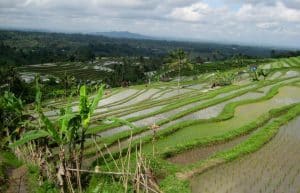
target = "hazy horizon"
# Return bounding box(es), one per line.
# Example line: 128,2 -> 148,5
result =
1,0 -> 300,48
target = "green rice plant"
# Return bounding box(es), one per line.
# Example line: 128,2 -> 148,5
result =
157,103 -> 300,193
87,84 -> 240,133
180,102 -> 300,178
86,78 -> 297,160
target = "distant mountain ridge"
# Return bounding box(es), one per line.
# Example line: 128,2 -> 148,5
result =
93,31 -> 154,40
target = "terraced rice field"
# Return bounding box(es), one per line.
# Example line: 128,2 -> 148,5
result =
35,59 -> 300,192
260,56 -> 300,70
18,60 -> 116,81
142,85 -> 300,153
190,117 -> 300,193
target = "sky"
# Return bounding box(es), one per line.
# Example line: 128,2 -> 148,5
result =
0,0 -> 300,48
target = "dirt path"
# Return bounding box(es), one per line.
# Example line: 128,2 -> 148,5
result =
6,165 -> 27,193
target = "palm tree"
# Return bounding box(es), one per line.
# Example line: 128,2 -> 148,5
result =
62,72 -> 76,97
166,49 -> 192,92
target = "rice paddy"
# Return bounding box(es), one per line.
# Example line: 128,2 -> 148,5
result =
190,116 -> 300,193
19,56 -> 300,193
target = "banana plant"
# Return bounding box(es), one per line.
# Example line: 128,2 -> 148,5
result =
10,76 -> 104,192
11,77 -> 65,147
0,91 -> 24,146
78,84 -> 104,167
11,77 -> 104,147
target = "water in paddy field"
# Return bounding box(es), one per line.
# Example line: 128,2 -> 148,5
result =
141,86 -> 300,153
190,116 -> 300,193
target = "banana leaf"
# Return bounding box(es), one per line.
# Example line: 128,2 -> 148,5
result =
10,130 -> 49,148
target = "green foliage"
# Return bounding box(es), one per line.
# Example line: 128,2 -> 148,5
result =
165,49 -> 193,82
95,78 -> 296,163
10,81 -> 105,193
0,67 -> 34,103
210,70 -> 235,86
178,102 -> 300,179
157,79 -> 297,156
34,77 -> 62,144
106,117 -> 139,130
61,72 -> 77,97
160,175 -> 190,193
87,84 -> 240,134
80,84 -> 104,129
11,80 -> 104,147
85,175 -> 125,193
0,150 -> 22,192
0,91 -> 24,146
27,165 -> 59,193
152,101 -> 300,193
1,91 -> 23,112
215,103 -> 300,161
271,50 -> 300,58
10,130 -> 49,148
0,30 -> 275,67
0,151 -> 22,168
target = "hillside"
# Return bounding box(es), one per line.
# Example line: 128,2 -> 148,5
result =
93,31 -> 153,39
0,30 -> 288,66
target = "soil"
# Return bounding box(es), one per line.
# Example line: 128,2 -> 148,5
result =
6,165 -> 27,193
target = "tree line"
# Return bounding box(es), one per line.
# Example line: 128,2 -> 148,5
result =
0,30 -> 284,66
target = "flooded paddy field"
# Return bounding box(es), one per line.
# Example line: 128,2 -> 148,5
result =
190,117 -> 300,193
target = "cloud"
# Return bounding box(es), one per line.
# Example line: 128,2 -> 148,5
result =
169,2 -> 210,22
256,22 -> 279,30
0,0 -> 299,48
236,1 -> 300,22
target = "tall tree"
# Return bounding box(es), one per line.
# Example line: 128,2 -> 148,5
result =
62,72 -> 76,97
166,49 -> 192,91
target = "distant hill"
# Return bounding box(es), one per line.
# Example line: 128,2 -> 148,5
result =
93,31 -> 154,40
1,29 -> 291,67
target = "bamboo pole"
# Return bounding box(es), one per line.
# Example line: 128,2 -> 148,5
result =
66,168 -> 138,176
92,138 -> 111,172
